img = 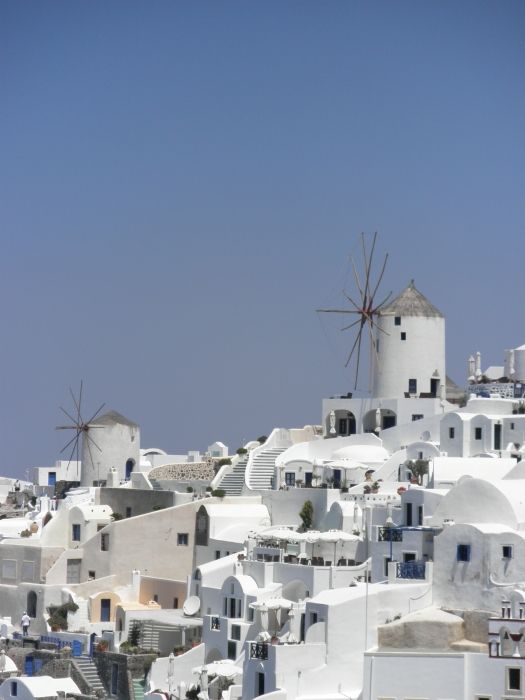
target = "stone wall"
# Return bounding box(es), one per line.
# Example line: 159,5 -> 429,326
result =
148,461 -> 214,482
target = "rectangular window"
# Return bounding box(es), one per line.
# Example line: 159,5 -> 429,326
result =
231,624 -> 241,641
412,414 -> 423,422
401,332 -> 407,341
511,422 -> 515,430
338,418 -> 348,435
88,571 -> 96,580
418,505 -> 423,526
21,561 -> 35,583
384,557 -> 392,577
248,606 -> 254,622
457,544 -> 471,562
72,524 -> 81,541
475,427 -> 482,440
408,378 -> 417,394
406,503 -> 413,527
101,533 -> 109,551
395,316 -> 401,326
285,472 -> 295,486
227,641 -> 236,660
2,560 -> 17,581
10,681 -> 17,697
177,533 -> 189,546
508,666 -> 521,691
215,550 -> 221,560
449,427 -> 455,439
173,597 -> 179,609
503,545 -> 513,559
125,507 -> 132,518
310,612 -> 318,625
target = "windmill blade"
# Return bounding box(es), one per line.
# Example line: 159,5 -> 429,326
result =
343,292 -> 362,312
85,432 -> 97,475
316,308 -> 356,314
60,431 -> 81,454
59,406 -> 80,426
69,380 -> 82,424
369,253 -> 389,302
86,402 -> 106,426
362,231 -> 377,303
350,255 -> 364,299
352,323 -> 365,389
367,322 -> 379,392
341,317 -> 362,332
78,380 -> 84,422
371,291 -> 393,314
56,425 -> 78,431
86,432 -> 103,453
344,326 -> 363,368
370,318 -> 390,337
65,433 -> 80,472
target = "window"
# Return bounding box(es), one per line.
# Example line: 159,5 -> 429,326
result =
177,533 -> 189,546
10,681 -> 17,697
101,533 -> 109,551
475,427 -> 482,440
503,545 -> 513,559
457,544 -> 471,562
153,594 -> 158,603
412,414 -> 423,421
418,505 -> 423,526
2,560 -> 17,580
173,597 -> 179,609
395,316 -> 401,326
285,472 -> 295,486
401,332 -> 407,341
125,507 -> 132,518
507,666 -> 521,691
406,503 -> 413,527
72,524 -> 81,541
88,571 -> 96,580
338,418 -> 348,434
215,550 -> 221,560
21,561 -> 35,583
310,612 -> 318,625
231,624 -> 241,640
408,378 -> 417,394
248,606 -> 254,622
449,427 -> 455,439
384,557 -> 392,577
227,641 -> 236,660
511,422 -> 515,430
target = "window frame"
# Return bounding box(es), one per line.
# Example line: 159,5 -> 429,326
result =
177,533 -> 189,546
456,544 -> 471,562
72,523 -> 81,542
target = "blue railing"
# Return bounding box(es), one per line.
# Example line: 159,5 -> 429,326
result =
396,561 -> 426,579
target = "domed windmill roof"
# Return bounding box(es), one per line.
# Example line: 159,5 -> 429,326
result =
380,280 -> 444,318
95,410 -> 139,428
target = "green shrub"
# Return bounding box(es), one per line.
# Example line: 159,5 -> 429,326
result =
299,500 -> 314,530
47,602 -> 79,631
257,435 -> 268,444
218,458 -> 232,466
112,512 -> 123,521
186,486 -> 194,493
236,447 -> 247,455
211,489 -> 226,498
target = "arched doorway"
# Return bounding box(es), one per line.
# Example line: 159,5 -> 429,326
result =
27,591 -> 37,618
125,459 -> 135,480
326,410 -> 357,437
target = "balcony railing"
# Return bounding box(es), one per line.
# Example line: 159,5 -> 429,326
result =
210,617 -> 220,631
396,561 -> 425,579
250,642 -> 268,660
378,527 -> 403,542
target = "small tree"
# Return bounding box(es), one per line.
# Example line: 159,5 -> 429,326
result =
257,435 -> 268,444
299,500 -> 314,530
236,447 -> 248,455
406,459 -> 429,485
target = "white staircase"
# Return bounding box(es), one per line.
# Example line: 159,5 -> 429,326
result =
247,447 -> 287,490
217,457 -> 248,496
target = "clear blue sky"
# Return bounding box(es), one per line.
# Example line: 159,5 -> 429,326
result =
1,1 -> 524,476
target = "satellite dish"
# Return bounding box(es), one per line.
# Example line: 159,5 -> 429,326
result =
183,596 -> 200,617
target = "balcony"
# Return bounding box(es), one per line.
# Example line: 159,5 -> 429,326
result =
378,527 -> 403,542
250,642 -> 268,660
396,561 -> 426,579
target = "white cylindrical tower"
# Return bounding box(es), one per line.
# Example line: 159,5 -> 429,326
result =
513,345 -> 525,383
80,410 -> 140,487
372,280 -> 445,399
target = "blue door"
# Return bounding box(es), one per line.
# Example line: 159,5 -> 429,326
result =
48,472 -> 56,486
100,599 -> 111,622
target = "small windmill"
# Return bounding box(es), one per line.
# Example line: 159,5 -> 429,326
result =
56,381 -> 106,479
317,232 -> 391,389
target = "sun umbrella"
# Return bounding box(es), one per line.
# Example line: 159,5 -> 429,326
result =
319,530 -> 360,561
192,661 -> 242,678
